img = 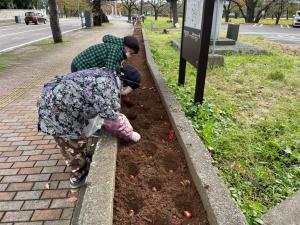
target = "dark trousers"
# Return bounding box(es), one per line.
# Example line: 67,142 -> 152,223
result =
71,62 -> 78,73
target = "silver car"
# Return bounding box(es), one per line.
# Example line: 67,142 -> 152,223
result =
293,11 -> 300,27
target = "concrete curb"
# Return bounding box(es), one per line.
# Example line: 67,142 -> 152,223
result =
73,131 -> 117,225
142,28 -> 248,225
262,190 -> 300,225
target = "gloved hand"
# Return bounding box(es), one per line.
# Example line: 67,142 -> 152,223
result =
130,131 -> 141,142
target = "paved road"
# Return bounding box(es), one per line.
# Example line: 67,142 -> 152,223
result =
0,18 -> 82,53
221,24 -> 300,47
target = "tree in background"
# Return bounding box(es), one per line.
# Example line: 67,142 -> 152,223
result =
270,0 -> 289,24
288,2 -> 300,19
121,0 -> 138,20
48,0 -> 63,43
223,0 -> 239,22
231,0 -> 277,23
13,0 -> 35,9
56,0 -> 91,17
147,0 -> 167,20
0,0 -> 34,9
166,0 -> 178,26
0,0 -> 14,9
93,0 -> 101,26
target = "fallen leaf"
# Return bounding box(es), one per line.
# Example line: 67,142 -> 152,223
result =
122,95 -> 130,102
44,182 -> 50,190
142,216 -> 152,222
129,175 -> 135,180
169,170 -> 173,173
163,120 -> 170,126
67,197 -> 78,202
183,210 -> 192,218
167,129 -> 174,140
152,187 -> 157,192
128,209 -> 135,217
180,179 -> 191,186
141,86 -> 147,90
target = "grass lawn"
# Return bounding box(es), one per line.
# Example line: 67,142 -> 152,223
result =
144,16 -> 293,26
222,18 -> 293,25
143,19 -> 300,225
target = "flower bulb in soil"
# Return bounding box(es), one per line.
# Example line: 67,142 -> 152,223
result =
183,210 -> 192,218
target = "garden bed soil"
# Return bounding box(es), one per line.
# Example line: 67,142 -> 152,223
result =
113,25 -> 209,225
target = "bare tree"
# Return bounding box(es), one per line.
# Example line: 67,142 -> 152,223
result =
223,0 -> 237,22
147,0 -> 167,20
93,0 -> 102,26
166,0 -> 178,25
231,0 -> 277,23
48,0 -> 62,43
122,0 -> 138,20
272,0 -> 289,24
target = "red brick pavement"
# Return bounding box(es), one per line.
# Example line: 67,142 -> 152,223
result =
0,20 -> 133,224
0,90 -> 78,224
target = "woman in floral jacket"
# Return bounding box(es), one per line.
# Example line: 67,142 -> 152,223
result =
38,65 -> 141,188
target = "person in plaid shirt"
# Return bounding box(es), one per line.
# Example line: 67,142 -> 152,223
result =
71,34 -> 140,72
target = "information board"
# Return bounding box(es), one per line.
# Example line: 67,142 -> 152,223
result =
179,0 -> 215,103
184,0 -> 203,30
181,0 -> 204,67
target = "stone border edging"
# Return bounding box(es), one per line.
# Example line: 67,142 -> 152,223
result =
142,28 -> 248,225
262,190 -> 300,225
73,131 -> 117,225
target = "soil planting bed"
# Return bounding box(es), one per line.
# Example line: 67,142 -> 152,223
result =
113,25 -> 209,225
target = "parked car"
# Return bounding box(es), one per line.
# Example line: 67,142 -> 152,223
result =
24,11 -> 47,25
293,11 -> 300,27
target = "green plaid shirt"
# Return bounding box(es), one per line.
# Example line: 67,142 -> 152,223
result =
72,35 -> 125,71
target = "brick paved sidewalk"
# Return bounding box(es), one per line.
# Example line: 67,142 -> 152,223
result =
0,20 -> 132,225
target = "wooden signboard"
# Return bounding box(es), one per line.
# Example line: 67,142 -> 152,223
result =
179,0 -> 216,104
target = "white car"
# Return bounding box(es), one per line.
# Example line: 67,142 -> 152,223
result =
293,11 -> 300,27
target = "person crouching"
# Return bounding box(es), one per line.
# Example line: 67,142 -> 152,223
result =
37,65 -> 141,188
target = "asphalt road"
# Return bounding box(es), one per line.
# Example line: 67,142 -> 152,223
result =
0,18 -> 82,53
222,23 -> 300,47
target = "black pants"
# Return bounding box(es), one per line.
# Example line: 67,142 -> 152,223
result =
71,62 -> 78,73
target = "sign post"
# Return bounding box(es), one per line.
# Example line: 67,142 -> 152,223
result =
178,0 -> 216,104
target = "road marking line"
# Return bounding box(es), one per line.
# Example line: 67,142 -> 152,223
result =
0,27 -> 81,53
281,25 -> 283,28
259,24 -> 263,27
0,27 -> 49,38
253,24 -> 257,27
287,25 -> 290,28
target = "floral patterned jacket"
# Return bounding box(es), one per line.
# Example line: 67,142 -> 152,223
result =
38,68 -> 120,139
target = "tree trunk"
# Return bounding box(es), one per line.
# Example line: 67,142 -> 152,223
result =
275,16 -> 280,24
286,7 -> 288,20
128,8 -> 132,21
154,9 -> 158,20
93,0 -> 102,26
48,0 -> 62,43
225,13 -> 229,22
63,4 -> 66,18
140,0 -> 143,15
254,14 -> 262,23
246,4 -> 255,23
171,0 -> 178,26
